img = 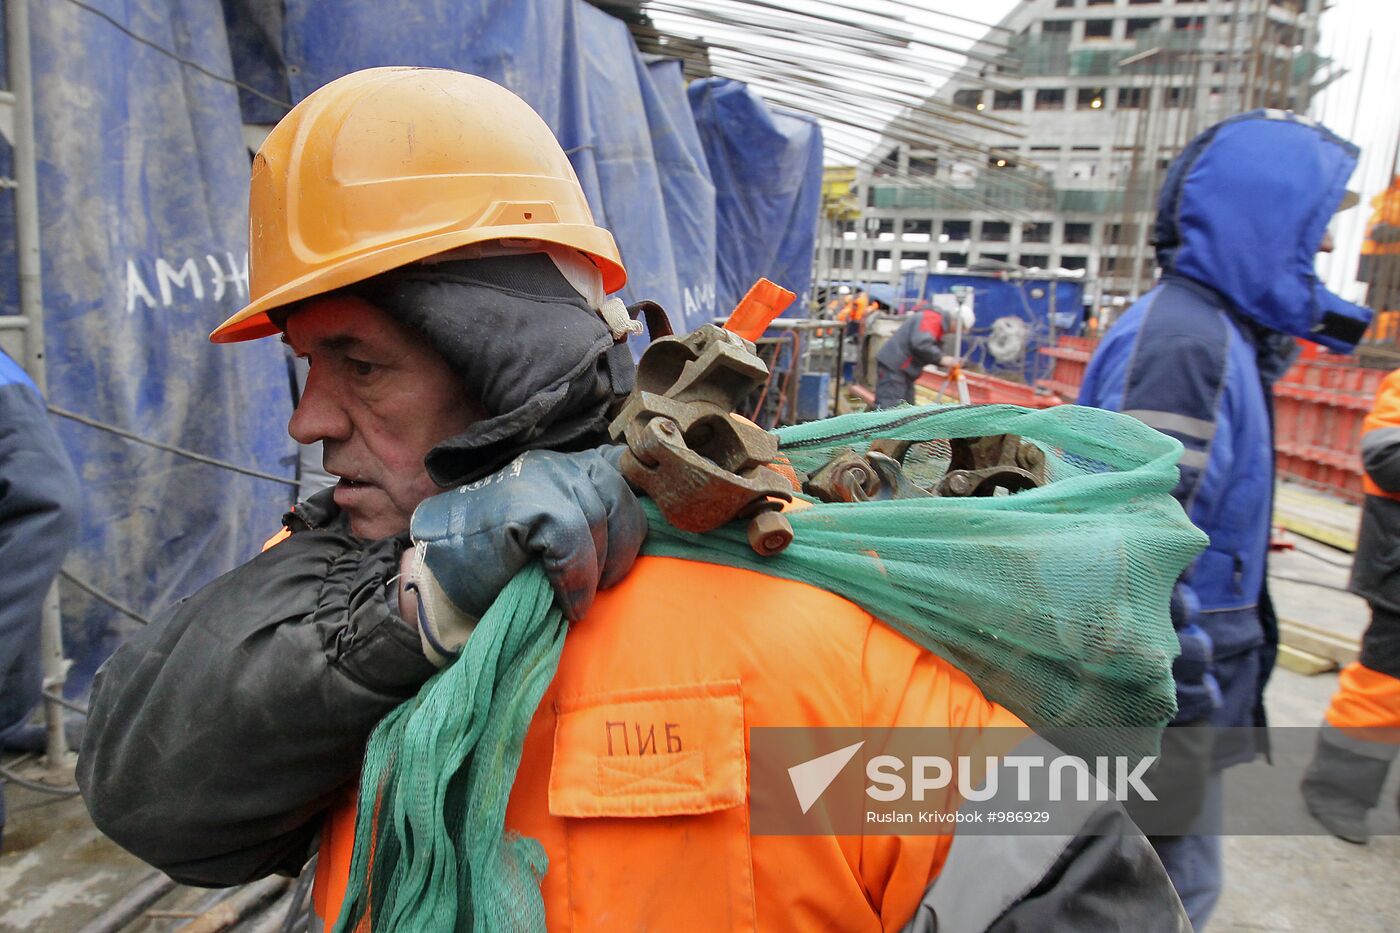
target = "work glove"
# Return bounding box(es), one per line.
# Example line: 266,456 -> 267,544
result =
1168,583 -> 1222,725
1126,583 -> 1219,833
406,447 -> 647,667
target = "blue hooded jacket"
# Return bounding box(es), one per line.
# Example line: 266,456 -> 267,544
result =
1079,111 -> 1371,744
0,351 -> 79,754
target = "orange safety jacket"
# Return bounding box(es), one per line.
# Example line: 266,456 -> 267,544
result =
1325,369 -> 1400,733
835,295 -> 870,324
309,555 -> 1025,932
1360,369 -> 1400,502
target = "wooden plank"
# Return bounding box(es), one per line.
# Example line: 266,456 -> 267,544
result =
847,383 -> 874,405
1274,483 -> 1360,552
1273,513 -> 1358,552
1279,617 -> 1361,666
1276,644 -> 1338,676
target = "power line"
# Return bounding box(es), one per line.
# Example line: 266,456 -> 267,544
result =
58,0 -> 292,110
42,689 -> 89,717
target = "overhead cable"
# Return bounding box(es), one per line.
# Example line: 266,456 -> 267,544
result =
58,0 -> 293,110
59,570 -> 153,627
48,405 -> 298,488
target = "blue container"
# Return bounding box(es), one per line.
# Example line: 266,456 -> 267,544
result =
797,372 -> 831,422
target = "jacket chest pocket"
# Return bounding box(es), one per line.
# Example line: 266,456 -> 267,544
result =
548,680 -> 757,932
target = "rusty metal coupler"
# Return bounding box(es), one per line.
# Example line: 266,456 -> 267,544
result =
608,324 -> 794,556
804,435 -> 1047,503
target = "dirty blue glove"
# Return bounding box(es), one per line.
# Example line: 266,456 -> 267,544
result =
406,446 -> 646,666
1169,582 -> 1222,724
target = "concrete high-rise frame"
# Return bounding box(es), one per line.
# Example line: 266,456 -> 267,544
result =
826,0 -> 1334,316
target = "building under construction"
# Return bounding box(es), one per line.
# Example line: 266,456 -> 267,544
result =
827,0 -> 1338,316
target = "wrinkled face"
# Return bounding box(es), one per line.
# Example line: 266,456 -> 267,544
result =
284,295 -> 483,539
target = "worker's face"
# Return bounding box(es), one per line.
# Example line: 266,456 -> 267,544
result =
284,296 -> 483,539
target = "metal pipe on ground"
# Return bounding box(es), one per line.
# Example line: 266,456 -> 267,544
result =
75,870 -> 179,933
177,877 -> 291,933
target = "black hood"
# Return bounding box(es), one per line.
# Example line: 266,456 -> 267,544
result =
350,254 -> 635,486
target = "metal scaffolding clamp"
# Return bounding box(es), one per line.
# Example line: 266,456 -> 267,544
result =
609,323 -> 795,556
804,433 -> 1048,503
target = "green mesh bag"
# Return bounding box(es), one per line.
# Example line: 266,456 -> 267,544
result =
335,403 -> 1207,932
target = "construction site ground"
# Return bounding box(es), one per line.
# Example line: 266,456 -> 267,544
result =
0,481 -> 1396,931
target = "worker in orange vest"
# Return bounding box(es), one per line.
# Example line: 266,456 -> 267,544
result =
835,289 -> 871,324
1301,368 -> 1400,844
78,68 -> 1187,930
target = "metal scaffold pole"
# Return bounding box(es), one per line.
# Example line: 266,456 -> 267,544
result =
5,0 -> 72,774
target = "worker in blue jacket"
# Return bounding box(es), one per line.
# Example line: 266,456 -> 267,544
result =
0,349 -> 80,846
1077,110 -> 1371,929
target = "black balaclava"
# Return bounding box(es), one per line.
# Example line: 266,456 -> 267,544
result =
349,254 -> 636,486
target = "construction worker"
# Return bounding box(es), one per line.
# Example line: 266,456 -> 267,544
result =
78,68 -> 1187,930
1077,110 -> 1371,929
0,348 -> 80,846
873,308 -> 953,408
1301,368 -> 1400,844
834,288 -> 869,324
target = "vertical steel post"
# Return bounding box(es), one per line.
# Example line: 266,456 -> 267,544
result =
6,0 -> 70,772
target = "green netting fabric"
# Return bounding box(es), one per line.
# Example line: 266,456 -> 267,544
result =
335,565 -> 563,933
335,403 -> 1207,932
647,403 -> 1208,741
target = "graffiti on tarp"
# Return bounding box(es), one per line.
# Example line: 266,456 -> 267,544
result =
125,252 -> 249,312
683,280 -> 717,324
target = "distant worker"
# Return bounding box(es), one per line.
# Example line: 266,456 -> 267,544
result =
874,308 -> 951,408
79,68 -> 1188,931
823,284 -> 852,317
1078,110 -> 1371,929
834,288 -> 870,324
1302,367 -> 1400,844
0,349 -> 80,846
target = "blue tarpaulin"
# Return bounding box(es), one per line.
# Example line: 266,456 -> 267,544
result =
11,0 -> 296,693
900,270 -> 1087,383
643,57 -> 717,334
0,0 -> 823,692
689,77 -> 823,317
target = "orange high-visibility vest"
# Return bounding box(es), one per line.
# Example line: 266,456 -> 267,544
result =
310,555 -> 1023,932
1361,370 -> 1400,502
1324,370 -> 1400,735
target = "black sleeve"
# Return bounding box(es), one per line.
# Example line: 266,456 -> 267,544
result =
0,383 -> 80,733
900,792 -> 1189,932
77,527 -> 437,887
986,805 -> 1189,932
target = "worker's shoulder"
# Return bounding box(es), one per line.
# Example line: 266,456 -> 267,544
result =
585,553 -> 876,650
0,349 -> 38,392
1134,277 -> 1236,344
1378,368 -> 1400,397
0,351 -> 44,416
558,554 -> 988,725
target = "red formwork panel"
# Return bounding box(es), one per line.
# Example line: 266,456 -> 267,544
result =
1037,335 -> 1097,401
1273,357 -> 1379,503
915,369 -> 1065,408
1035,335 -> 1382,503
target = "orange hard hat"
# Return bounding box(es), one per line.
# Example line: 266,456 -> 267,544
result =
210,67 -> 626,343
